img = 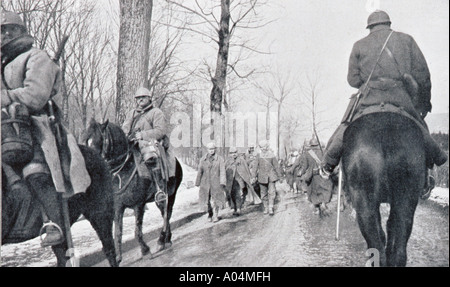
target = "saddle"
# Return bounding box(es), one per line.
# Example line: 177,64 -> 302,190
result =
132,139 -> 170,182
353,102 -> 425,131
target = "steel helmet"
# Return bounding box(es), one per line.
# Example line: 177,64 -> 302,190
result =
1,11 -> 26,31
229,147 -> 238,153
309,138 -> 319,146
206,142 -> 216,149
259,140 -> 269,149
134,87 -> 151,98
366,10 -> 391,29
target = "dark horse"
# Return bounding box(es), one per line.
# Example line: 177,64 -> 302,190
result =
342,112 -> 426,266
2,145 -> 118,267
80,118 -> 183,265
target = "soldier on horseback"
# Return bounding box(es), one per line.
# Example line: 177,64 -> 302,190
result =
1,11 -> 90,247
122,86 -> 176,184
320,10 -> 447,197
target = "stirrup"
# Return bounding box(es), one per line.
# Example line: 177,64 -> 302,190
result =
155,189 -> 168,205
319,167 -> 331,179
39,221 -> 64,247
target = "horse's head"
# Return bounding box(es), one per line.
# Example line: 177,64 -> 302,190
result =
80,118 -> 107,156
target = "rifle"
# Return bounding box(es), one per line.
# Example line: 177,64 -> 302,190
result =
49,36 -> 78,267
52,35 -> 69,64
342,31 -> 394,124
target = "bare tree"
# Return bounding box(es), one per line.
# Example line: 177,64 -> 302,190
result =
167,0 -> 273,151
254,70 -> 295,158
297,70 -> 332,151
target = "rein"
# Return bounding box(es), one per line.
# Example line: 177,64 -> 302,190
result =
96,123 -> 137,194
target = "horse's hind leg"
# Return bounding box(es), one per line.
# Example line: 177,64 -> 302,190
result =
386,193 -> 419,267
353,191 -> 387,266
134,203 -> 151,257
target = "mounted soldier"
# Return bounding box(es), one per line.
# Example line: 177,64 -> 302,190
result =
122,86 -> 176,185
1,11 -> 91,247
321,10 -> 447,198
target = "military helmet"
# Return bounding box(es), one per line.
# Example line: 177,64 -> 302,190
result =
229,147 -> 238,153
1,11 -> 26,30
206,142 -> 216,149
309,138 -> 319,146
259,140 -> 269,149
134,86 -> 151,98
366,10 -> 391,29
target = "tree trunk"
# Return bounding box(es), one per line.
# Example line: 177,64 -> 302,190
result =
210,0 -> 230,116
116,0 -> 153,124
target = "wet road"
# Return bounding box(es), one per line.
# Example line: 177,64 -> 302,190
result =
109,191 -> 448,267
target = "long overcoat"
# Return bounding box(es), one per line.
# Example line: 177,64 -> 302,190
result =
195,153 -> 227,211
297,146 -> 332,205
253,150 -> 281,184
348,25 -> 431,118
1,35 -> 90,195
122,105 -> 175,177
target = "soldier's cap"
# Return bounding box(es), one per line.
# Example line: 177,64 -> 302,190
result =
1,11 -> 26,30
259,140 -> 269,148
229,147 -> 238,153
206,142 -> 216,149
366,10 -> 391,29
134,87 -> 151,98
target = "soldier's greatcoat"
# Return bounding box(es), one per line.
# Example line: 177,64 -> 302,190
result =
195,153 -> 227,211
348,24 -> 431,117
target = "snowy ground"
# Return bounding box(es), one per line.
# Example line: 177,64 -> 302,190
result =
1,161 -> 448,267
1,162 -> 201,267
429,187 -> 449,207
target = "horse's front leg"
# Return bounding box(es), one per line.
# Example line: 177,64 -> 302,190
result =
114,205 -> 125,265
134,204 -> 151,258
52,244 -> 69,267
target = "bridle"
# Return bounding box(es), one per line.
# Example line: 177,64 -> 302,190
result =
92,122 -> 134,191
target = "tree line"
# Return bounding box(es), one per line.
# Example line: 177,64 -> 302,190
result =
0,0 -> 366,162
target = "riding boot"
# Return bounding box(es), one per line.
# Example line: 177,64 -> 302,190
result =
322,123 -> 347,172
2,164 -> 23,191
26,173 -> 65,247
421,170 -> 435,200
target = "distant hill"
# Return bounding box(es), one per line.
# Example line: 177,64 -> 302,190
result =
426,113 -> 449,134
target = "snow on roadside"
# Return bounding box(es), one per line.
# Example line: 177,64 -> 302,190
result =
1,161 -> 201,267
429,187 -> 449,207
1,161 -> 447,267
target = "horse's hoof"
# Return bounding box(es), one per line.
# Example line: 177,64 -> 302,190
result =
141,246 -> 150,256
165,241 -> 172,248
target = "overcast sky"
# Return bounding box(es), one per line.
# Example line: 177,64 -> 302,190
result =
243,0 -> 449,141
